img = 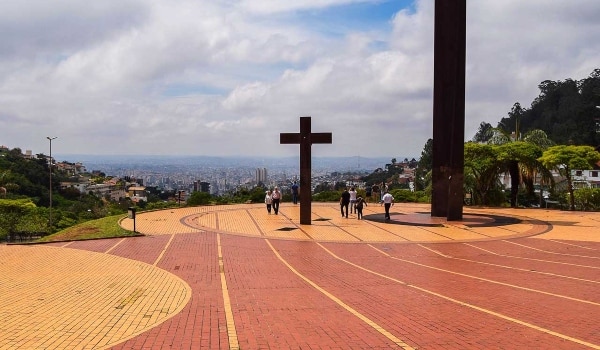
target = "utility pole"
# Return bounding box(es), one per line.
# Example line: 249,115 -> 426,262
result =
47,136 -> 58,232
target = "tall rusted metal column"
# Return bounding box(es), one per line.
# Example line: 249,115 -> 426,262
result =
431,0 -> 466,220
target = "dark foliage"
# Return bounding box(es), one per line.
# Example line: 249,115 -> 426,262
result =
497,69 -> 600,148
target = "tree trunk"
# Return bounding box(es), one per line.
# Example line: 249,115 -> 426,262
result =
509,161 -> 520,208
566,171 -> 575,210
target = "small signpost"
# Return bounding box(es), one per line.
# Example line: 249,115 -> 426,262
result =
128,207 -> 137,233
280,116 -> 332,225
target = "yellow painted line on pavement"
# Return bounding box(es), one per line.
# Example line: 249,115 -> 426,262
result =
218,234 -> 239,350
417,244 -> 452,258
319,243 -> 600,349
372,245 -> 600,306
153,234 -> 176,266
548,239 -> 599,251
419,244 -> 600,285
504,240 -> 600,259
465,243 -> 600,270
105,238 -> 126,254
265,239 -> 414,349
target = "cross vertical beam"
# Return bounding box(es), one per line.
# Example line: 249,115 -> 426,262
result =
431,0 -> 466,220
281,117 -> 332,225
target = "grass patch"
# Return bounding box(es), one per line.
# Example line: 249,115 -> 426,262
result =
36,214 -> 140,242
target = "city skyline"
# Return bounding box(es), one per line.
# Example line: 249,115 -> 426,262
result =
2,1 -> 599,158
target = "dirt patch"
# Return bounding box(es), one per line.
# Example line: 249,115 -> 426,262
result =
49,227 -> 101,241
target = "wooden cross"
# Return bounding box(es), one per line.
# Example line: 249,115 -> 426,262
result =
280,116 -> 332,225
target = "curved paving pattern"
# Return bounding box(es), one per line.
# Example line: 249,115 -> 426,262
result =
120,202 -> 550,243
0,245 -> 191,350
2,203 -> 600,349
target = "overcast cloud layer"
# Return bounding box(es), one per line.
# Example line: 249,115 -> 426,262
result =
1,0 -> 599,159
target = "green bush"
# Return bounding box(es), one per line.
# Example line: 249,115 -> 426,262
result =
389,189 -> 430,203
574,188 -> 600,211
146,201 -> 179,210
313,190 -> 343,202
187,191 -> 213,205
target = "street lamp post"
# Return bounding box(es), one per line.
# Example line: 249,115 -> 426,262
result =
47,136 -> 57,232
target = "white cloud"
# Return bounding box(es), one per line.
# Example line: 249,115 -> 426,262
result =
0,0 -> 599,159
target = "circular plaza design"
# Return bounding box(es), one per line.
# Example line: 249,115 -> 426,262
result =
120,202 -> 551,243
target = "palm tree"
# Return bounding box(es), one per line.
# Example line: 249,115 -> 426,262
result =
489,128 -> 554,207
521,130 -> 555,204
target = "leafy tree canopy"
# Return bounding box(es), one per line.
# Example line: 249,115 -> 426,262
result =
496,69 -> 600,148
538,145 -> 600,175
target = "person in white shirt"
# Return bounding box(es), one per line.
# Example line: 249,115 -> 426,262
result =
271,187 -> 281,215
265,190 -> 273,214
349,187 -> 357,214
381,191 -> 394,221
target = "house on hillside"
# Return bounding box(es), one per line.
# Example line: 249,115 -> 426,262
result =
127,186 -> 148,203
572,169 -> 600,189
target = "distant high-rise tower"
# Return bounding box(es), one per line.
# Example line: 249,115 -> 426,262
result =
256,168 -> 267,184
194,181 -> 211,193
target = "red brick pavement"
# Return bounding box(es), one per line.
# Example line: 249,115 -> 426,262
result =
29,209 -> 600,350
82,232 -> 599,349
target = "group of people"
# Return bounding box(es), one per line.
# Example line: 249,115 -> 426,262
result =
340,186 -> 394,221
264,187 -> 281,214
364,182 -> 390,204
264,181 -> 299,215
264,182 -> 394,221
340,187 -> 367,219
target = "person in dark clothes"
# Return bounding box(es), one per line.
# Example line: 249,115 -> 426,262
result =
291,181 -> 299,204
340,188 -> 350,218
355,195 -> 367,220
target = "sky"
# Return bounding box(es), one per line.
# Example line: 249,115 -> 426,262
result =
1,0 -> 599,160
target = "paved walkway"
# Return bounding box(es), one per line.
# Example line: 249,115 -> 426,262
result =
1,203 -> 599,349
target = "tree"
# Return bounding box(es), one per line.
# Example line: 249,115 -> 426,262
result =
415,138 -> 433,191
0,198 -> 38,240
538,145 -> 600,210
496,141 -> 545,207
464,143 -> 502,205
488,126 -> 554,207
497,70 -> 600,148
521,130 -> 556,204
472,122 -> 494,143
188,191 -> 213,205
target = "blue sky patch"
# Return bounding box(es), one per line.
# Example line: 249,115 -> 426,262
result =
291,0 -> 414,36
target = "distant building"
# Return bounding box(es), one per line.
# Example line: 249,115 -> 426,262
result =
127,186 -> 148,203
56,161 -> 86,175
572,169 -> 600,188
193,180 -> 211,193
256,167 -> 267,184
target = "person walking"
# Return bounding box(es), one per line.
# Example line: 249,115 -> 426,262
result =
291,181 -> 299,204
371,183 -> 380,205
365,185 -> 372,204
340,188 -> 350,218
380,182 -> 387,204
271,187 -> 281,215
349,187 -> 357,214
265,190 -> 273,214
355,195 -> 367,220
382,190 -> 394,221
